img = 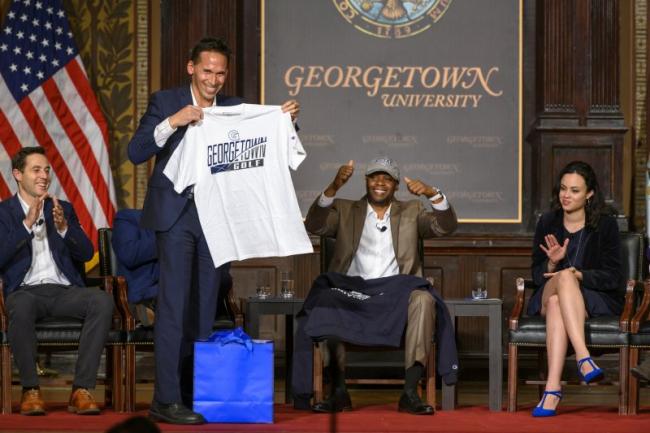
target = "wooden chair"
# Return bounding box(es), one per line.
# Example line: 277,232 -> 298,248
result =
312,236 -> 436,407
0,260 -> 128,414
98,228 -> 243,412
628,278 -> 650,414
507,231 -> 643,415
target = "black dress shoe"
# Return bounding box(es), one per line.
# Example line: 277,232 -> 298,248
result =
398,392 -> 434,415
293,395 -> 312,410
149,401 -> 206,425
312,390 -> 352,413
631,358 -> 650,382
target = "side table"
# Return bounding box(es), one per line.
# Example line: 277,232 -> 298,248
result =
442,298 -> 503,411
243,297 -> 304,403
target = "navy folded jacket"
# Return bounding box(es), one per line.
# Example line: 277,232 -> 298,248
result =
292,272 -> 458,408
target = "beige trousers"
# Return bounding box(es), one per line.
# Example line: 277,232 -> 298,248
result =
320,290 -> 436,371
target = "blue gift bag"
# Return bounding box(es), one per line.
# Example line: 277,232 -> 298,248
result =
193,327 -> 274,423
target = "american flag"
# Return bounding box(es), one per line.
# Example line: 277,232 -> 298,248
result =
0,0 -> 116,253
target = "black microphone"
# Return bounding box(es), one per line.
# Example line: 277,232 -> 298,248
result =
36,218 -> 44,226
375,222 -> 387,232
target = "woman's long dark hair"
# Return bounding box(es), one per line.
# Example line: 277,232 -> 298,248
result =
550,161 -> 613,229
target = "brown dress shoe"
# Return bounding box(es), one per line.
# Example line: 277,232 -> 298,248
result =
20,389 -> 45,416
68,388 -> 100,415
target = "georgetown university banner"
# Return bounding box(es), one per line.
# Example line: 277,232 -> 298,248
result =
262,0 -> 522,223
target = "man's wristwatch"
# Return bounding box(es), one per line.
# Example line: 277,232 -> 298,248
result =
430,190 -> 443,203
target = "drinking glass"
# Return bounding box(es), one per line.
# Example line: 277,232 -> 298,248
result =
256,270 -> 272,299
281,271 -> 295,299
471,271 -> 488,300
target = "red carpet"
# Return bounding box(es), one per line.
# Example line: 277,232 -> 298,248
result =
1,404 -> 650,433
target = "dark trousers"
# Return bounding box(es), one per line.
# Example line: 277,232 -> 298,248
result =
153,200 -> 225,405
6,284 -> 114,389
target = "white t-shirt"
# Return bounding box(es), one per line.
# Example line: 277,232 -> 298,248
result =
163,103 -> 313,267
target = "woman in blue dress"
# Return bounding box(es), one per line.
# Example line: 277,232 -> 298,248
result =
528,161 -> 623,417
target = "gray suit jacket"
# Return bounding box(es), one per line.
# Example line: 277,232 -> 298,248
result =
305,196 -> 458,276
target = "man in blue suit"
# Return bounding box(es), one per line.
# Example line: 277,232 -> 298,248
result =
128,37 -> 299,425
112,208 -> 158,325
0,147 -> 114,416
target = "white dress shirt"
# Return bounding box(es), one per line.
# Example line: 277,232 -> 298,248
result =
317,191 -> 449,279
18,194 -> 71,286
346,202 -> 399,279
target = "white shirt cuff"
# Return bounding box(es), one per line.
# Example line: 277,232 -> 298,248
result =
154,117 -> 176,147
23,221 -> 33,234
430,194 -> 450,211
318,193 -> 335,207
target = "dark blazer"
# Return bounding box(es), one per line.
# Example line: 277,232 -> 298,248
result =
127,86 -> 243,232
531,210 -> 624,305
112,209 -> 159,304
305,196 -> 457,277
0,195 -> 93,295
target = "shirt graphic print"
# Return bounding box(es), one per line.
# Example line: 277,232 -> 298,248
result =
164,104 -> 313,267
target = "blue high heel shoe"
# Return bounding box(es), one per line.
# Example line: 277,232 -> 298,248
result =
532,390 -> 562,417
577,356 -> 604,383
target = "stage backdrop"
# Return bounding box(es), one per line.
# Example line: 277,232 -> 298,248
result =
262,0 -> 521,223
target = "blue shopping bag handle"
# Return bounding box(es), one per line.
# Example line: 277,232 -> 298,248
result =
206,327 -> 253,351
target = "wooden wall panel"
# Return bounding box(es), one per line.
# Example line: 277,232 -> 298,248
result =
539,0 -> 577,115
533,0 -> 627,217
535,129 -> 625,215
590,0 -> 620,115
423,256 -> 461,299
160,0 -> 241,97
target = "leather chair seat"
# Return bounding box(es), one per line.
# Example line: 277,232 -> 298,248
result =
127,325 -> 154,344
35,317 -> 83,330
509,317 -> 546,345
214,317 -> 235,330
584,317 -> 629,346
510,316 -> 628,346
32,318 -> 123,345
630,321 -> 650,347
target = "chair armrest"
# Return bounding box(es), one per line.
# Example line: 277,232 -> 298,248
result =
239,297 -> 249,330
0,279 -> 6,333
115,276 -> 136,331
509,278 -> 531,330
84,275 -> 125,329
225,287 -> 244,328
619,279 -> 637,332
84,276 -> 112,293
630,278 -> 650,333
